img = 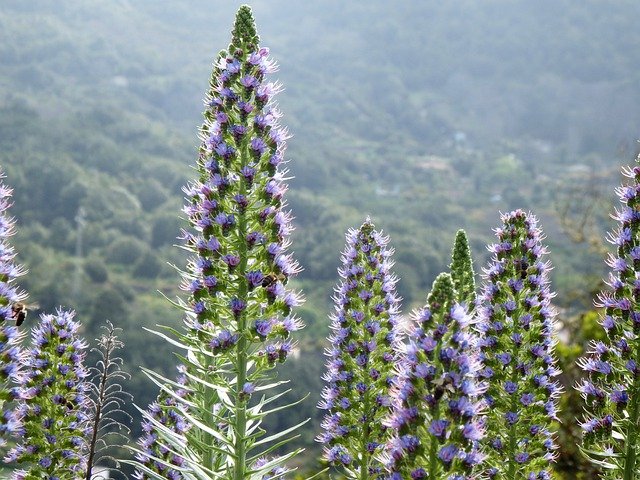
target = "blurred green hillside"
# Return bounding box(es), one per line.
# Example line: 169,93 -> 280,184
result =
1,0 -> 639,476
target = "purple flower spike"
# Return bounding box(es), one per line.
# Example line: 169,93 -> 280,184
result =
0,171 -> 27,449
385,273 -> 486,478
479,210 -> 560,477
578,155 -> 640,476
318,219 -> 402,477
136,6 -> 303,478
6,310 -> 90,476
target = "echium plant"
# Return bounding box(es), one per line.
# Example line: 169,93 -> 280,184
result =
385,272 -> 486,479
577,156 -> 640,479
478,210 -> 561,479
133,367 -> 191,479
317,219 -> 402,479
450,230 -> 476,308
130,5 -> 305,479
6,309 -> 90,479
0,170 -> 27,447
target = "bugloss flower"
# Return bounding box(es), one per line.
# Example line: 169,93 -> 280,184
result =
577,158 -> 640,478
478,210 -> 561,479
385,273 -> 486,479
5,310 -> 90,478
318,219 -> 402,479
0,170 -> 27,447
130,6 -> 304,479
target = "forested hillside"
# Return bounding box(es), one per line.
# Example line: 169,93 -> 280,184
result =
1,0 -> 639,475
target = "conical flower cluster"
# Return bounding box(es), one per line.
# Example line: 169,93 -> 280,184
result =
318,219 -> 402,478
0,171 -> 27,446
385,273 -> 486,479
133,6 -> 304,478
450,230 -> 476,308
180,4 -> 300,370
577,157 -> 640,477
478,210 -> 560,479
5,310 -> 90,478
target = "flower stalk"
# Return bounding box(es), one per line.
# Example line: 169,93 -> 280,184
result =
129,5 -> 305,479
5,310 -> 90,479
577,157 -> 640,479
317,219 -> 402,479
450,230 -> 476,308
385,273 -> 486,479
478,210 -> 561,479
0,170 -> 27,449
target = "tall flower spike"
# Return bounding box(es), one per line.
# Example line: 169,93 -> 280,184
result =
385,273 -> 487,479
0,170 -> 27,447
577,157 -> 640,479
5,310 -> 90,478
128,6 -> 304,479
478,210 -> 561,479
317,219 -> 402,479
450,230 -> 476,308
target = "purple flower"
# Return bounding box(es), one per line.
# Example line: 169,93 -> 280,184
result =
578,157 -> 640,476
478,210 -> 559,477
138,7 -> 305,478
254,319 -> 272,338
223,254 -> 241,269
240,75 -> 258,90
230,298 -> 246,317
245,270 -> 265,289
386,272 -> 486,477
250,137 -> 268,156
7,310 -> 90,475
134,367 -> 192,479
0,172 -> 27,444
438,444 -> 459,464
462,421 -> 484,441
318,220 -> 401,475
428,419 -> 449,438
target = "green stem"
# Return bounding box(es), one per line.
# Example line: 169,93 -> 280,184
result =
427,402 -> 441,479
506,362 -> 520,480
358,316 -> 373,480
505,302 -> 522,480
203,358 -> 217,470
359,432 -> 369,480
233,135 -> 251,480
234,337 -> 248,480
623,352 -> 640,479
506,419 -> 518,480
428,328 -> 445,478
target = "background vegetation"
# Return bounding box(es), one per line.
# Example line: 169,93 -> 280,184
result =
1,1 -> 639,477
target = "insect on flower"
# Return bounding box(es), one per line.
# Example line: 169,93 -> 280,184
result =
261,271 -> 286,288
10,302 -> 38,326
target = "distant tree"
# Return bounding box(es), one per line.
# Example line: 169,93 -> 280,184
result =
105,238 -> 146,266
132,251 -> 162,279
84,258 -> 109,284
